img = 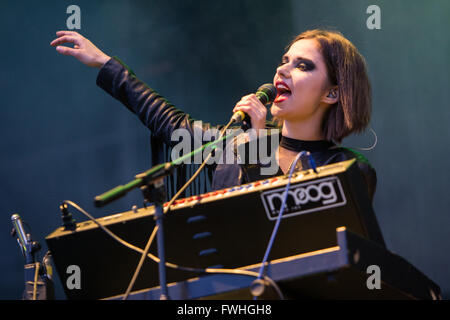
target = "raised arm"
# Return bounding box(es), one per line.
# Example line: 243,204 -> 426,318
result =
50,31 -> 269,145
50,31 -> 211,146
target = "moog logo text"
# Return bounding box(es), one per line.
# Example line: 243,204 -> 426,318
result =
261,177 -> 346,220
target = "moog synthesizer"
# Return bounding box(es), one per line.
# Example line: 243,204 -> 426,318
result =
46,158 -> 385,299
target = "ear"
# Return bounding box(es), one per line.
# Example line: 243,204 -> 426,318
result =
321,86 -> 339,105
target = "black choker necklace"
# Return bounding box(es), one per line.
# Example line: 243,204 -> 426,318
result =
280,135 -> 335,152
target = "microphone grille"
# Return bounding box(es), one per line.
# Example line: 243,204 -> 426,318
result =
256,83 -> 277,105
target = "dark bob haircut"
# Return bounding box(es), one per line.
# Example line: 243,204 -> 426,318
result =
285,29 -> 372,143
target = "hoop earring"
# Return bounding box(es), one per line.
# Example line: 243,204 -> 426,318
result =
356,127 -> 378,151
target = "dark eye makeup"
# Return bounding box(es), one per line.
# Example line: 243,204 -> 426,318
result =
279,57 -> 316,71
296,60 -> 315,71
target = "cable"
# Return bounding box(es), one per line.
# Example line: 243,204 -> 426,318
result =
164,118 -> 235,211
64,185 -> 284,299
323,152 -> 343,166
65,200 -> 151,257
65,200 -> 283,299
253,151 -> 306,300
121,118 -> 236,300
32,262 -> 39,300
122,224 -> 158,300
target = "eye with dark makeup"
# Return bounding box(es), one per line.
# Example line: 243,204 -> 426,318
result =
278,57 -> 315,71
296,60 -> 315,71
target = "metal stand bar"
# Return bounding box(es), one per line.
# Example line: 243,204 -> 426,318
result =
154,203 -> 169,300
140,178 -> 170,300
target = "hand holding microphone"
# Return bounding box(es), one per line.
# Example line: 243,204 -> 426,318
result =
232,83 -> 277,130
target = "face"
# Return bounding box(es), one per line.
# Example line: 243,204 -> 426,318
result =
271,39 -> 333,122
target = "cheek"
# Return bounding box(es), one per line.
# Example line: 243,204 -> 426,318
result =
292,74 -> 327,100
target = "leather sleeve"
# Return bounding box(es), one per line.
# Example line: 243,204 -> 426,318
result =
96,56 -> 217,147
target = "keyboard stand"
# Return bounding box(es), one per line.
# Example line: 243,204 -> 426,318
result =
106,227 -> 441,300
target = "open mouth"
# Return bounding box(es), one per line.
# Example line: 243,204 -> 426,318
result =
274,82 -> 291,103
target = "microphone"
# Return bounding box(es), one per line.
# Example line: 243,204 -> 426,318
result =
11,213 -> 30,254
231,83 -> 277,123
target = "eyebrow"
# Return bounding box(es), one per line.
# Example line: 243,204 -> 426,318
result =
282,55 -> 315,64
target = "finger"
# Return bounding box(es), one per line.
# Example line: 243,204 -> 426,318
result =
50,35 -> 78,46
240,94 -> 256,100
56,30 -> 79,37
235,108 -> 265,130
247,94 -> 266,107
238,94 -> 257,104
50,35 -> 81,47
234,105 -> 267,129
233,106 -> 259,119
240,94 -> 267,109
233,101 -> 260,113
233,103 -> 251,113
238,103 -> 267,117
55,46 -> 78,57
234,99 -> 265,112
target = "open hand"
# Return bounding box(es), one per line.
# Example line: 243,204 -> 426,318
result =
50,31 -> 111,68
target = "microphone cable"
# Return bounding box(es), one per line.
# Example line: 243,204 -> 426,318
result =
63,199 -> 284,300
252,151 -> 307,300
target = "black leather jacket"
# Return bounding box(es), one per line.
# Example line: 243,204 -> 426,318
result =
96,57 -> 377,202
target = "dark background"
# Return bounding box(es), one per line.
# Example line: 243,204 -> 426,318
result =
1,0 -> 449,299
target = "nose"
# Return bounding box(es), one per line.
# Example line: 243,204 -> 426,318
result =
276,63 -> 290,79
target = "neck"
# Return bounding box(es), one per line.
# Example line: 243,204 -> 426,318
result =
281,118 -> 325,141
